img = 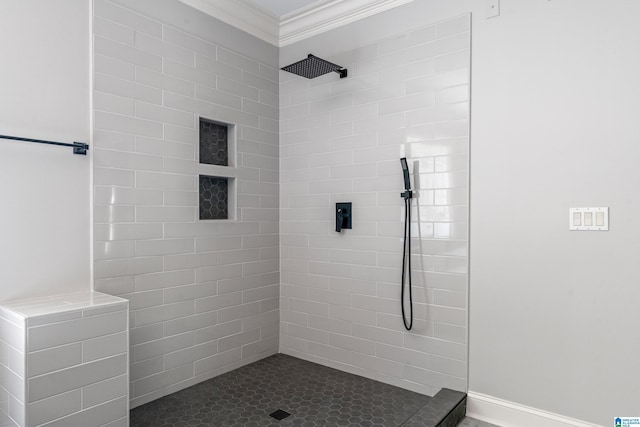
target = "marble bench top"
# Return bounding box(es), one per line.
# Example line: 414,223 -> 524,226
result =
0,290 -> 127,319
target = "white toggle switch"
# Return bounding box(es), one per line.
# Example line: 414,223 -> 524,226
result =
569,207 -> 609,231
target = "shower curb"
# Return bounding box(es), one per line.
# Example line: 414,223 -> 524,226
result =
401,388 -> 467,426
435,391 -> 467,427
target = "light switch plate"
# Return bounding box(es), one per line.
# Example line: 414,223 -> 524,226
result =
486,0 -> 500,18
569,207 -> 609,231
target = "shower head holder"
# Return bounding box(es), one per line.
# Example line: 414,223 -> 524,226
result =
281,54 -> 348,79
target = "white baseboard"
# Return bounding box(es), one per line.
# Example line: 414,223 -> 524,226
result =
466,391 -> 603,427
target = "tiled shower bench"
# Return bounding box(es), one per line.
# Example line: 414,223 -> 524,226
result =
0,291 -> 129,427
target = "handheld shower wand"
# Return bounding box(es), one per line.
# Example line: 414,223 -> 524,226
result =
400,158 -> 412,198
400,158 -> 413,331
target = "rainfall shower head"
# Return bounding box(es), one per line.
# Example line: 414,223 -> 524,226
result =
281,54 -> 348,79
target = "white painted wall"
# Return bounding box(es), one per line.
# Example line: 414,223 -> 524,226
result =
470,0 -> 640,425
282,0 -> 640,425
0,0 -> 91,301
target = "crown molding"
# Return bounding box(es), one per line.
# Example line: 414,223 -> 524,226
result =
280,0 -> 414,46
179,0 -> 280,46
180,0 -> 414,47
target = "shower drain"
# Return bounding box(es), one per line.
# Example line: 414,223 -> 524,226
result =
269,409 -> 292,420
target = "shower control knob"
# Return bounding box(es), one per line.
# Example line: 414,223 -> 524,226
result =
335,203 -> 352,233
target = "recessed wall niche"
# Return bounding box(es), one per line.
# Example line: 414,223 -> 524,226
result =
199,175 -> 228,220
198,117 -> 236,221
199,118 -> 234,166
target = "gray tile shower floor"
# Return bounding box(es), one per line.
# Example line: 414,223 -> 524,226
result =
130,354 -> 492,427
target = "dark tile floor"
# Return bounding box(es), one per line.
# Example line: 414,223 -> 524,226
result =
131,353 -> 471,427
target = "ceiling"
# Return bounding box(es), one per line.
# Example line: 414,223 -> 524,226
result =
179,0 -> 414,47
243,0 -> 332,20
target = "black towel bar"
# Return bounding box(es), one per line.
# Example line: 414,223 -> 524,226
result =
0,134 -> 89,155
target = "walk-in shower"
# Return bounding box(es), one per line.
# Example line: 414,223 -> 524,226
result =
83,0 -> 472,424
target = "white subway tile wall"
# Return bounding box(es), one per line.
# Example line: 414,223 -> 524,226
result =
279,15 -> 470,395
93,0 -> 279,408
0,292 -> 128,427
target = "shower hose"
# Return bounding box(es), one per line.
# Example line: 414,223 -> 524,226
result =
401,196 -> 413,331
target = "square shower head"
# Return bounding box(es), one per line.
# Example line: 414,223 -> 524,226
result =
281,54 -> 347,79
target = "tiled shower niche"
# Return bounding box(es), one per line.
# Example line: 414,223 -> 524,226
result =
199,118 -> 229,166
199,175 -> 228,220
198,117 -> 236,221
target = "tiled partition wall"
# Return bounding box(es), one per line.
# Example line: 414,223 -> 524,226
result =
280,15 -> 470,395
92,0 -> 279,407
0,292 -> 128,427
